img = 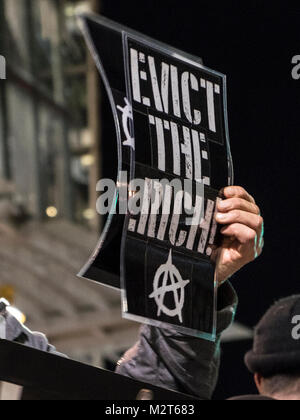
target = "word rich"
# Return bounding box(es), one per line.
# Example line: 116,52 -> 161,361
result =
0,55 -> 6,80
128,178 -> 220,258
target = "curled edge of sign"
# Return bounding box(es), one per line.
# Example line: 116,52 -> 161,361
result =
77,14 -> 125,289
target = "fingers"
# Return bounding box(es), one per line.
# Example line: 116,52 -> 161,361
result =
220,223 -> 257,245
216,186 -> 264,266
223,186 -> 256,204
216,187 -> 264,282
220,223 -> 264,259
217,197 -> 260,215
216,210 -> 263,233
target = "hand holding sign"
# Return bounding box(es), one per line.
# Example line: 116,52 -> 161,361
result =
215,186 -> 264,284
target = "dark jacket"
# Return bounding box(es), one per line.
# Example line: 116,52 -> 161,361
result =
116,282 -> 238,400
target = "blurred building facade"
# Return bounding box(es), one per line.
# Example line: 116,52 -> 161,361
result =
0,0 -> 138,368
0,0 -> 101,225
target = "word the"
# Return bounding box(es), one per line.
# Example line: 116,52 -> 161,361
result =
148,115 -> 210,184
291,55 -> 300,80
0,55 -> 6,80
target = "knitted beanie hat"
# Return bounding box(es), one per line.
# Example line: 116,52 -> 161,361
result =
245,296 -> 300,377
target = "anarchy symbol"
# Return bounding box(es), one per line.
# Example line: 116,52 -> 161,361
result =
149,250 -> 190,323
117,98 -> 135,150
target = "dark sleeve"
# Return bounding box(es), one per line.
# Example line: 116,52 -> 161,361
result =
1,311 -> 66,358
116,282 -> 238,400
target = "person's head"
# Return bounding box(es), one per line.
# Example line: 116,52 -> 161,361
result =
254,372 -> 300,400
245,295 -> 300,400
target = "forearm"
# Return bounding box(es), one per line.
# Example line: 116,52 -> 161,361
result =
117,282 -> 238,400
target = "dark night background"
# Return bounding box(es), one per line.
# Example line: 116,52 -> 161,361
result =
101,0 -> 300,399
